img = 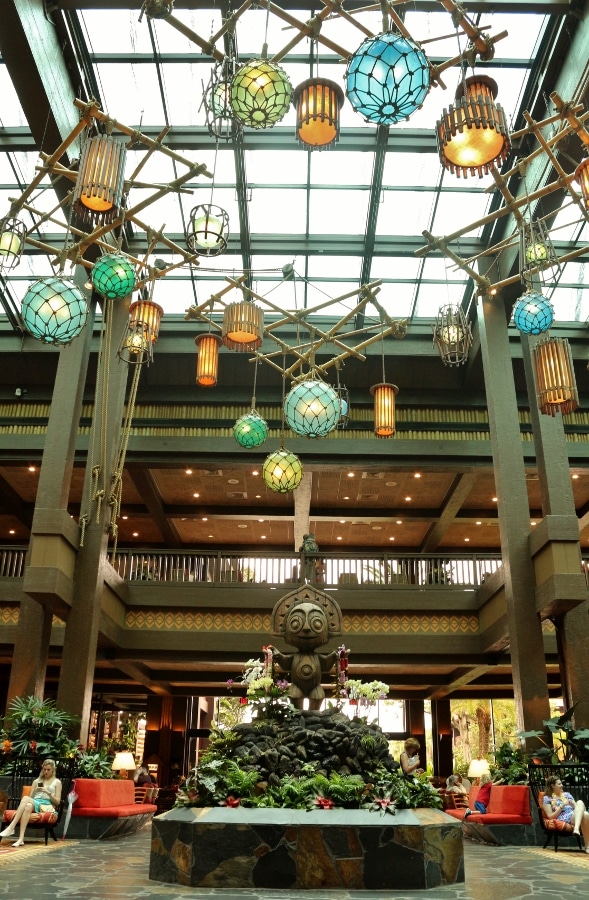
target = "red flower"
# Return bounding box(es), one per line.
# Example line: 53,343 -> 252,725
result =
30,740 -> 37,752
223,795 -> 241,808
314,796 -> 335,809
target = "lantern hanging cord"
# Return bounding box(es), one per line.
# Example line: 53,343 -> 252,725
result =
262,0 -> 271,58
109,360 -> 143,558
251,352 -> 260,408
381,328 -> 386,384
280,351 -> 287,446
209,140 -> 219,207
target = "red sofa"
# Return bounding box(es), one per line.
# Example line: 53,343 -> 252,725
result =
67,778 -> 158,839
444,784 -> 532,825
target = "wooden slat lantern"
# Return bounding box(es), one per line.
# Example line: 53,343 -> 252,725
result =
73,134 -> 127,226
119,298 -> 164,365
575,157 -> 589,209
533,335 -> 579,416
222,300 -> 263,351
436,76 -> 510,178
293,77 -> 344,149
370,382 -> 399,437
195,333 -> 222,387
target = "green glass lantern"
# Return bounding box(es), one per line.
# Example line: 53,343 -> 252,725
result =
21,276 -> 88,345
91,252 -> 136,299
230,59 -> 292,129
284,378 -> 341,438
234,410 -> 269,448
262,448 -> 303,493
525,242 -> 549,264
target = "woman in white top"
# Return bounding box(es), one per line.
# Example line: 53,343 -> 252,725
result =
0,759 -> 62,847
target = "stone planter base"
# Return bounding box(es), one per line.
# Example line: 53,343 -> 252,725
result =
150,807 -> 464,891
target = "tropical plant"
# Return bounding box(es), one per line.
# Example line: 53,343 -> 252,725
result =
342,679 -> 389,703
1,696 -> 79,767
491,742 -> 528,784
519,704 -> 589,764
74,746 -> 116,779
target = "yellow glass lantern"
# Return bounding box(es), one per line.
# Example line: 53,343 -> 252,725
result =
293,77 -> 344,149
195,333 -> 222,387
370,382 -> 399,437
222,301 -> 264,352
73,133 -> 127,225
533,336 -> 579,416
436,76 -> 510,178
118,298 -> 164,365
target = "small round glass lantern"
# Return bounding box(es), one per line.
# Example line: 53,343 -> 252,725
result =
525,241 -> 549,265
512,291 -> 554,334
21,276 -> 88,345
91,252 -> 136,299
262,448 -> 303,493
230,59 -> 292,129
186,204 -> 229,257
345,32 -> 430,125
0,217 -> 27,270
234,410 -> 269,448
284,378 -> 341,438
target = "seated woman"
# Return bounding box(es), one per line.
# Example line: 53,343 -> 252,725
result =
400,737 -> 424,776
0,758 -> 62,847
446,773 -> 468,806
542,775 -> 589,851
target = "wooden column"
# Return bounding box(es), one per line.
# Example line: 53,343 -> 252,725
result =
431,699 -> 453,777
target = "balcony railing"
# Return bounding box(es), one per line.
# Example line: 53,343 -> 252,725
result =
0,547 -> 26,577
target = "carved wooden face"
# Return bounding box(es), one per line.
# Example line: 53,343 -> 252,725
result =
284,602 -> 328,648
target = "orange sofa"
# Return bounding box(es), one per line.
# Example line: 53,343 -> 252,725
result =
68,778 -> 157,839
443,784 -> 541,845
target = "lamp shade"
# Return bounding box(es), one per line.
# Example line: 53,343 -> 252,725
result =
230,59 -> 292,129
91,252 -> 136,299
436,76 -> 510,178
21,276 -> 88,345
345,33 -> 430,126
186,204 -> 229,257
111,751 -> 136,775
533,335 -> 579,416
467,758 -> 490,779
432,304 -> 472,366
293,77 -> 344,149
575,157 -> 589,208
233,410 -> 269,448
195,333 -> 222,387
512,291 -> 554,334
0,216 -> 26,270
284,378 -> 341,438
263,448 -> 303,493
222,301 -> 264,351
73,133 -> 127,226
370,382 -> 398,437
118,298 -> 164,365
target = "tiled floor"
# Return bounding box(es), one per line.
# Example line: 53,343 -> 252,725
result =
1,828 -> 588,900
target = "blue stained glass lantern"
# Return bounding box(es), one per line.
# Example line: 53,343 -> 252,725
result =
345,32 -> 430,125
234,410 -> 269,448
512,291 -> 554,334
91,252 -> 136,299
284,378 -> 341,438
21,276 -> 88,345
262,448 -> 303,493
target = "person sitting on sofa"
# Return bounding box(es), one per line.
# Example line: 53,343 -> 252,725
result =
0,758 -> 62,847
464,772 -> 494,818
446,774 -> 468,796
542,775 -> 589,851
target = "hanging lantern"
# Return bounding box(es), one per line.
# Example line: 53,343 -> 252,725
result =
204,63 -> 241,141
140,0 -> 174,19
91,252 -> 136,299
575,157 -> 589,208
230,59 -> 292,129
21,276 -> 88,345
436,76 -> 510,178
533,336 -> 578,416
293,77 -> 344,149
262,448 -> 303,493
284,377 -> 341,438
186,204 -> 229,257
512,291 -> 554,335
525,241 -> 549,265
222,300 -> 264,351
370,382 -> 399,437
432,304 -> 472,366
345,33 -> 430,126
335,385 -> 350,429
73,133 -> 127,226
0,216 -> 26,270
195,333 -> 222,387
233,410 -> 269,448
118,297 -> 164,365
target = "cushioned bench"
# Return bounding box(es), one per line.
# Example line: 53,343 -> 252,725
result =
444,784 -> 541,846
68,778 -> 158,840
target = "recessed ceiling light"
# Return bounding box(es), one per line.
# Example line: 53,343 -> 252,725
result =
208,534 -> 214,538
572,474 -> 579,479
28,466 -> 36,472
122,516 -> 128,520
252,470 -> 259,476
193,492 -> 200,498
347,472 -> 355,478
258,518 -> 264,523
9,529 -> 15,535
237,524 -> 247,529
261,535 -> 266,539
396,520 -> 402,525
343,496 -> 350,500
531,521 -> 537,526
476,521 -> 482,525
389,536 -> 395,541
405,496 -> 411,502
132,532 -> 139,537
386,481 -> 397,487
464,537 -> 470,542
339,520 -> 346,524
372,526 -> 381,531
202,517 -> 208,522
228,479 -> 239,485
414,473 -> 421,478
255,494 -> 261,499
337,536 -> 342,540
185,469 -> 192,475
492,497 -> 498,502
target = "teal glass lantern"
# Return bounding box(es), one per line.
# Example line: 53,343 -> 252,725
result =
234,410 -> 269,448
512,291 -> 554,334
262,448 -> 303,493
345,33 -> 430,125
230,59 -> 292,129
91,252 -> 136,299
284,378 -> 341,438
21,276 -> 88,345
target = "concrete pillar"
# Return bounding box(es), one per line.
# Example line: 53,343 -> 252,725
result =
293,471 -> 312,551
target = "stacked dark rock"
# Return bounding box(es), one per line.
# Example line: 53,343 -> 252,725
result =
227,707 -> 399,784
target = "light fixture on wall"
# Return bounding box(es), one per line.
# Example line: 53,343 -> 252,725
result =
432,304 -> 472,366
533,335 -> 579,416
436,75 -> 510,178
0,216 -> 26,270
293,77 -> 344,149
195,333 -> 222,387
345,32 -> 430,126
72,132 -> 127,226
21,276 -> 88,346
284,373 -> 341,438
222,299 -> 264,351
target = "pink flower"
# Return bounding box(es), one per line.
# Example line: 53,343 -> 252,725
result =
314,796 -> 335,809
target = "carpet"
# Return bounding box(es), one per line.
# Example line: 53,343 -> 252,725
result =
0,840 -> 78,867
518,845 -> 589,869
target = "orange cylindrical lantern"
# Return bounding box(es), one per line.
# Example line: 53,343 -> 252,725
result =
533,336 -> 579,416
222,300 -> 263,351
119,298 -> 164,365
575,157 -> 589,209
293,77 -> 344,149
73,134 -> 127,225
370,382 -> 399,437
195,333 -> 222,387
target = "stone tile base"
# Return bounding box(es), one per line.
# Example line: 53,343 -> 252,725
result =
150,807 -> 464,890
